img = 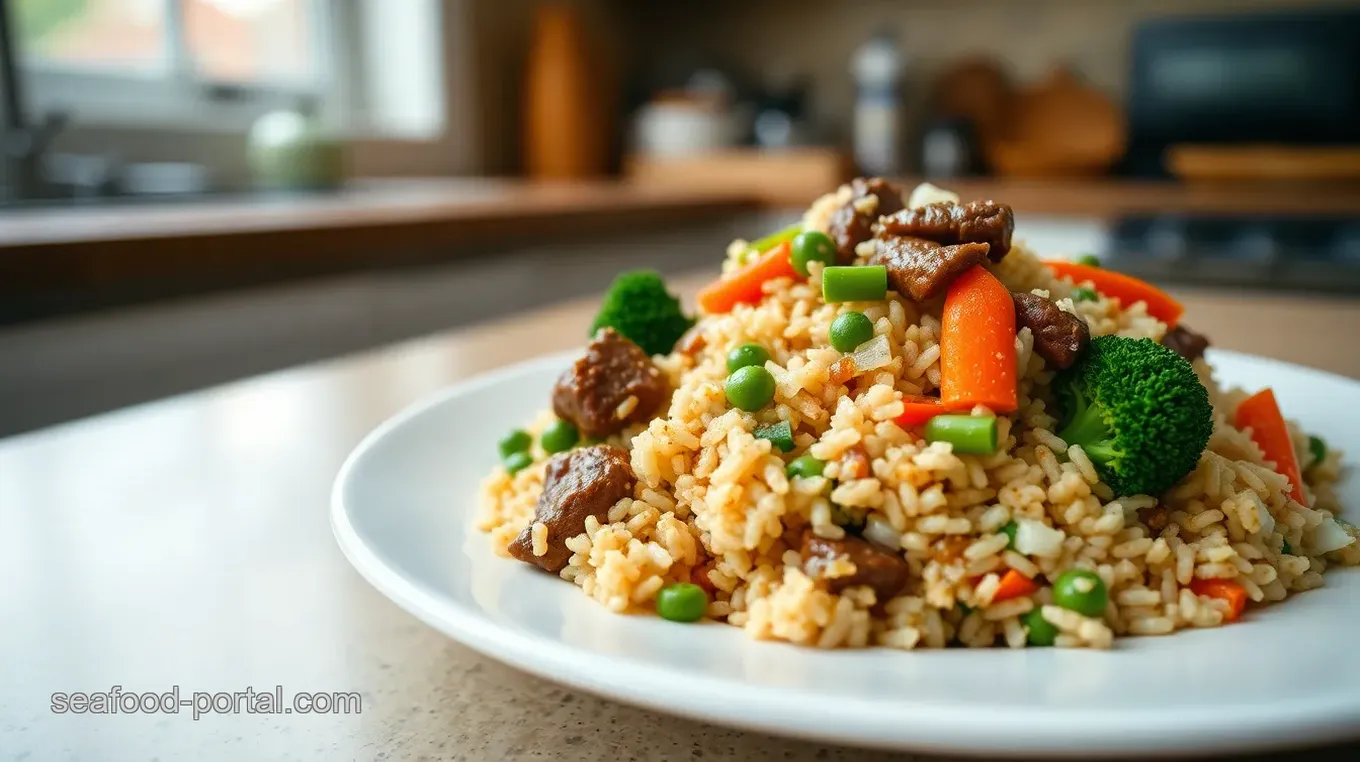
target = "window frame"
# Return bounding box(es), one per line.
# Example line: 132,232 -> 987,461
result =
17,0 -> 355,133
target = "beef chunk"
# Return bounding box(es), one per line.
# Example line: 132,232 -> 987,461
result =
1013,291 -> 1090,370
801,529 -> 911,601
875,200 -> 1015,261
1138,505 -> 1171,536
552,328 -> 668,438
1163,324 -> 1210,363
868,235 -> 991,301
508,445 -> 636,573
826,177 -> 906,264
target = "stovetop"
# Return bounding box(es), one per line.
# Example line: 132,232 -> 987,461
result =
1106,216 -> 1360,294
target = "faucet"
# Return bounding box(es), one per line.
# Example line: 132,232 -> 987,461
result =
0,0 -> 68,202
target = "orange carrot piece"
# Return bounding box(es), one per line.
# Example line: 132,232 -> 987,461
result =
1233,388 -> 1306,504
941,266 -> 1018,414
1189,578 -> 1248,622
828,356 -> 856,385
1043,260 -> 1185,328
895,398 -> 946,427
992,569 -> 1039,603
696,241 -> 798,314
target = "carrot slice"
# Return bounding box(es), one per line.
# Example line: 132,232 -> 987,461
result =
992,569 -> 1039,603
696,241 -> 798,314
1044,260 -> 1184,328
1189,578 -> 1248,622
1233,388 -> 1306,504
895,398 -> 946,427
941,266 -> 1017,413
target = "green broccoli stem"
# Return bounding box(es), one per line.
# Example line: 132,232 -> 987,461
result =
1057,388 -> 1118,465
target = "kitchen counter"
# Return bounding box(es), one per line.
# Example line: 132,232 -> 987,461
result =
2,279 -> 1358,762
6,176 -> 1360,291
0,179 -> 755,319
0,179 -> 755,252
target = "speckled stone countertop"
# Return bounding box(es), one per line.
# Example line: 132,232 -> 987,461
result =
2,281 -> 1358,761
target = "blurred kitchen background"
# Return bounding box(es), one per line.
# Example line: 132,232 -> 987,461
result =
2,0 -> 1358,436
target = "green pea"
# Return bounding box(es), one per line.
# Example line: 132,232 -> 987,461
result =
1070,286 -> 1098,303
829,311 -> 875,352
786,455 -> 825,479
1000,521 -> 1018,549
790,230 -> 837,276
726,343 -> 771,374
540,419 -> 579,454
1052,569 -> 1108,617
725,365 -> 776,412
504,451 -> 533,475
498,429 -> 532,459
958,602 -> 974,616
1281,539 -> 1293,556
656,582 -> 708,622
1022,606 -> 1058,646
1309,435 -> 1327,467
1075,254 -> 1101,267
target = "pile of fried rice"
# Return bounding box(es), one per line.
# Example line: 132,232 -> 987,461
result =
478,182 -> 1354,650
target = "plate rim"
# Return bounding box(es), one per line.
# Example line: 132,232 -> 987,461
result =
331,348 -> 1360,757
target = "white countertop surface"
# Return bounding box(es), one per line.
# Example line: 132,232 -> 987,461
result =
2,277 -> 1358,761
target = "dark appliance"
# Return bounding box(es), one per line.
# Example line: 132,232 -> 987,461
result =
1124,7 -> 1360,177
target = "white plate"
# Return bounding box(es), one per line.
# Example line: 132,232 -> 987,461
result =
332,349 -> 1360,757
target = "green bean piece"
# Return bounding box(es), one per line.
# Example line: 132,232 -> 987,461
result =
924,415 -> 998,455
754,420 -> 795,453
742,222 -> 802,263
1309,435 -> 1328,467
1000,521 -> 1018,549
823,266 -> 888,303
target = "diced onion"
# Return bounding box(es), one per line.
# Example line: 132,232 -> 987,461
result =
863,516 -> 901,550
1256,500 -> 1276,537
1310,517 -> 1356,554
848,334 -> 892,374
1013,518 -> 1065,558
908,182 -> 960,209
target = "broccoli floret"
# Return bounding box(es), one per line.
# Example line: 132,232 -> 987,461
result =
1055,335 -> 1213,497
589,270 -> 694,356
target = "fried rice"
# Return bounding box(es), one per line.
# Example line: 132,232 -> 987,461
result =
477,182 -> 1355,650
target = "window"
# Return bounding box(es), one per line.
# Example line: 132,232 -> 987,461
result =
12,0 -> 345,130
17,0 -> 168,71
